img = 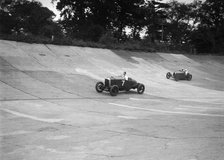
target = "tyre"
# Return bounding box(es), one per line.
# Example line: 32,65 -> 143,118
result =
174,75 -> 178,81
137,84 -> 145,94
187,74 -> 192,81
95,82 -> 104,93
110,85 -> 119,96
166,72 -> 171,79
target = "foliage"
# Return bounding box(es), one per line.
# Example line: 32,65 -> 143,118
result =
1,0 -> 224,54
99,32 -> 118,45
0,0 -> 62,37
144,0 -> 169,43
40,22 -> 63,38
54,0 -> 146,41
191,0 -> 224,53
164,0 -> 192,44
0,10 -> 14,34
86,24 -> 105,42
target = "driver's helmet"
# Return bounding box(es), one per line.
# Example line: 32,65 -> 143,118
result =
123,71 -> 126,75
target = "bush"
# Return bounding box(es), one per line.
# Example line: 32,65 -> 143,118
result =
99,32 -> 118,46
52,37 -> 73,45
0,33 -> 51,44
86,25 -> 105,42
0,33 -> 195,54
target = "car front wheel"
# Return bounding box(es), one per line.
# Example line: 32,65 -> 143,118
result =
137,84 -> 145,94
166,72 -> 171,79
95,82 -> 104,93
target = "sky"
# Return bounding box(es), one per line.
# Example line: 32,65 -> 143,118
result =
38,0 -> 200,20
38,0 -> 60,20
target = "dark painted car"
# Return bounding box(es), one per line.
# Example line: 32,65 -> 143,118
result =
95,76 -> 145,96
166,70 -> 192,81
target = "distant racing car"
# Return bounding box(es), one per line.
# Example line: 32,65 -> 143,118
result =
166,69 -> 192,81
95,76 -> 145,96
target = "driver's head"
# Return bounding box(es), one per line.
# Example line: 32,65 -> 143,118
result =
123,72 -> 126,75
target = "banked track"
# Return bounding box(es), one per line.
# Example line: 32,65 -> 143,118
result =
1,40 -> 224,102
1,40 -> 224,160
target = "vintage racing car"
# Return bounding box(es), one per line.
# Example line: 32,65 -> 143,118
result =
95,76 -> 145,96
166,70 -> 192,81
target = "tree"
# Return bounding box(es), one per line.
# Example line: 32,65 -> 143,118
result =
191,0 -> 224,53
144,0 -> 169,43
11,0 -> 55,35
164,0 -> 193,45
0,9 -> 14,34
0,0 -> 16,34
40,22 -> 63,38
0,0 -> 60,37
111,0 -> 145,41
54,0 -> 146,41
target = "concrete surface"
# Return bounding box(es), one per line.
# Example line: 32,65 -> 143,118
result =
0,39 -> 224,160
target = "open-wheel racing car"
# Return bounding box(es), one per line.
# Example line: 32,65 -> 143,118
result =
95,76 -> 145,96
166,69 -> 192,81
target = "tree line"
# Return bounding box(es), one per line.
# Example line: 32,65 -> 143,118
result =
0,0 -> 223,54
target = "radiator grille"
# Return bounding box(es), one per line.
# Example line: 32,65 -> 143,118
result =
105,78 -> 110,87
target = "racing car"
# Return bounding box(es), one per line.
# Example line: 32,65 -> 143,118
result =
166,69 -> 192,81
95,76 -> 145,96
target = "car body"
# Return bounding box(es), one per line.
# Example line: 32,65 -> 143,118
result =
166,70 -> 192,81
95,76 -> 145,96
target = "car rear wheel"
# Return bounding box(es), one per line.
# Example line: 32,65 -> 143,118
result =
187,74 -> 192,81
95,82 -> 104,93
110,85 -> 119,96
137,84 -> 145,94
166,72 -> 171,79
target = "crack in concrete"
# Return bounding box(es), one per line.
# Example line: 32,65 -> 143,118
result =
105,129 -> 224,140
89,153 -> 135,159
74,133 -> 121,145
